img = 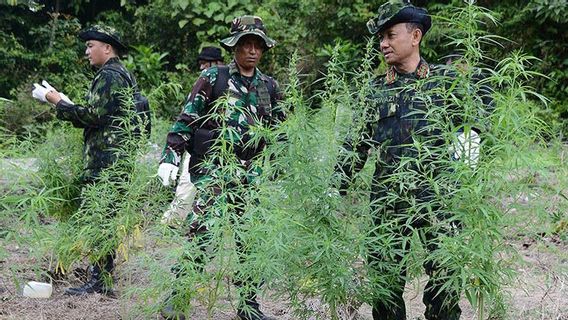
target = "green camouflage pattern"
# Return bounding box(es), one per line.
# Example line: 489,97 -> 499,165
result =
367,0 -> 411,34
79,24 -> 127,52
351,58 -> 462,319
364,58 -> 440,156
55,57 -> 134,179
84,25 -> 121,40
220,15 -> 276,49
161,60 -> 283,167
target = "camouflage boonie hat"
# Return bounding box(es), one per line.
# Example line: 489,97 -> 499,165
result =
220,15 -> 276,50
367,0 -> 431,35
78,24 -> 128,53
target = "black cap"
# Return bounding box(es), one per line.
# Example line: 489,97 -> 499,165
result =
197,46 -> 223,62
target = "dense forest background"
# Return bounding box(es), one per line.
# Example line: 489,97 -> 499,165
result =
1,0 -> 567,138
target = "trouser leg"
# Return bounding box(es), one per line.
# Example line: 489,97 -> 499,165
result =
368,210 -> 408,320
422,231 -> 461,320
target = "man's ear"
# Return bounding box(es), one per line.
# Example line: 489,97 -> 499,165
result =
412,28 -> 423,47
106,43 -> 119,56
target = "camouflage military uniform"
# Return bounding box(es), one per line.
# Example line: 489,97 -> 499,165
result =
47,24 -> 139,296
159,16 -> 281,320
56,57 -> 135,181
352,59 -> 462,320
160,59 -> 283,174
348,2 -> 464,319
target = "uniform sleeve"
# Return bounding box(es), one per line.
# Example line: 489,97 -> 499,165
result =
160,71 -> 215,166
55,70 -> 128,128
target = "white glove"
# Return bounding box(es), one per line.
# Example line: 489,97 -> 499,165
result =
42,80 -> 73,104
41,80 -> 56,92
453,130 -> 480,168
158,163 -> 179,186
32,83 -> 50,103
161,153 -> 197,225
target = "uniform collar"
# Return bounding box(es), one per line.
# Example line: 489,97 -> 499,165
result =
385,57 -> 430,85
228,60 -> 261,79
102,56 -> 121,66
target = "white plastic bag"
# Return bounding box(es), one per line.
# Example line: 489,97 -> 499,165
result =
452,129 -> 480,168
161,152 -> 197,225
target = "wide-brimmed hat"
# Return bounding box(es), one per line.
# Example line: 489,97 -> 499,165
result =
197,46 -> 223,62
367,0 -> 431,35
220,15 -> 276,50
78,24 -> 128,53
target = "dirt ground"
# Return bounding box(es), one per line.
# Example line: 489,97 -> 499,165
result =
1,156 -> 567,320
1,235 -> 566,320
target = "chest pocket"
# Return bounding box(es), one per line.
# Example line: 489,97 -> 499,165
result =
372,98 -> 399,144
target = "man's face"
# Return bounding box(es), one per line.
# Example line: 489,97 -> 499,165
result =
378,23 -> 417,67
199,60 -> 221,71
85,40 -> 111,67
234,35 -> 264,71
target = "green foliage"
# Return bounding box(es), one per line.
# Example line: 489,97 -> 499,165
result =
124,45 -> 169,90
171,0 -> 255,40
0,85 -> 53,137
485,0 -> 568,137
530,0 -> 568,23
0,123 -> 82,224
3,0 -> 568,136
29,15 -> 83,74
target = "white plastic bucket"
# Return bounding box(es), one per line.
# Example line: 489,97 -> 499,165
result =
22,281 -> 53,298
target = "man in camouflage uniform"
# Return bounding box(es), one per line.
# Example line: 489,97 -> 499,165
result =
158,15 -> 282,320
32,24 -> 139,296
343,1 -> 475,319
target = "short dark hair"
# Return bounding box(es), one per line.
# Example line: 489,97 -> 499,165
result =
405,22 -> 424,34
405,22 -> 425,43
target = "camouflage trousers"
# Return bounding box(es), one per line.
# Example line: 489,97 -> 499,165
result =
368,186 -> 462,320
171,172 -> 263,308
76,171 -> 125,276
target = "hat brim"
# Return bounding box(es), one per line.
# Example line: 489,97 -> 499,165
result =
79,30 -> 128,53
220,31 -> 276,50
197,54 -> 223,62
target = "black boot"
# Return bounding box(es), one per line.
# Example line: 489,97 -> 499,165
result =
236,297 -> 275,320
161,297 -> 186,320
64,264 -> 112,296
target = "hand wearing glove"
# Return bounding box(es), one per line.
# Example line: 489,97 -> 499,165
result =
41,80 -> 74,104
161,153 -> 197,225
32,83 -> 50,103
158,163 -> 179,186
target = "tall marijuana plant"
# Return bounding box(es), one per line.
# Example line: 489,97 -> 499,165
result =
246,2 -> 549,320
125,3 -> 549,320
